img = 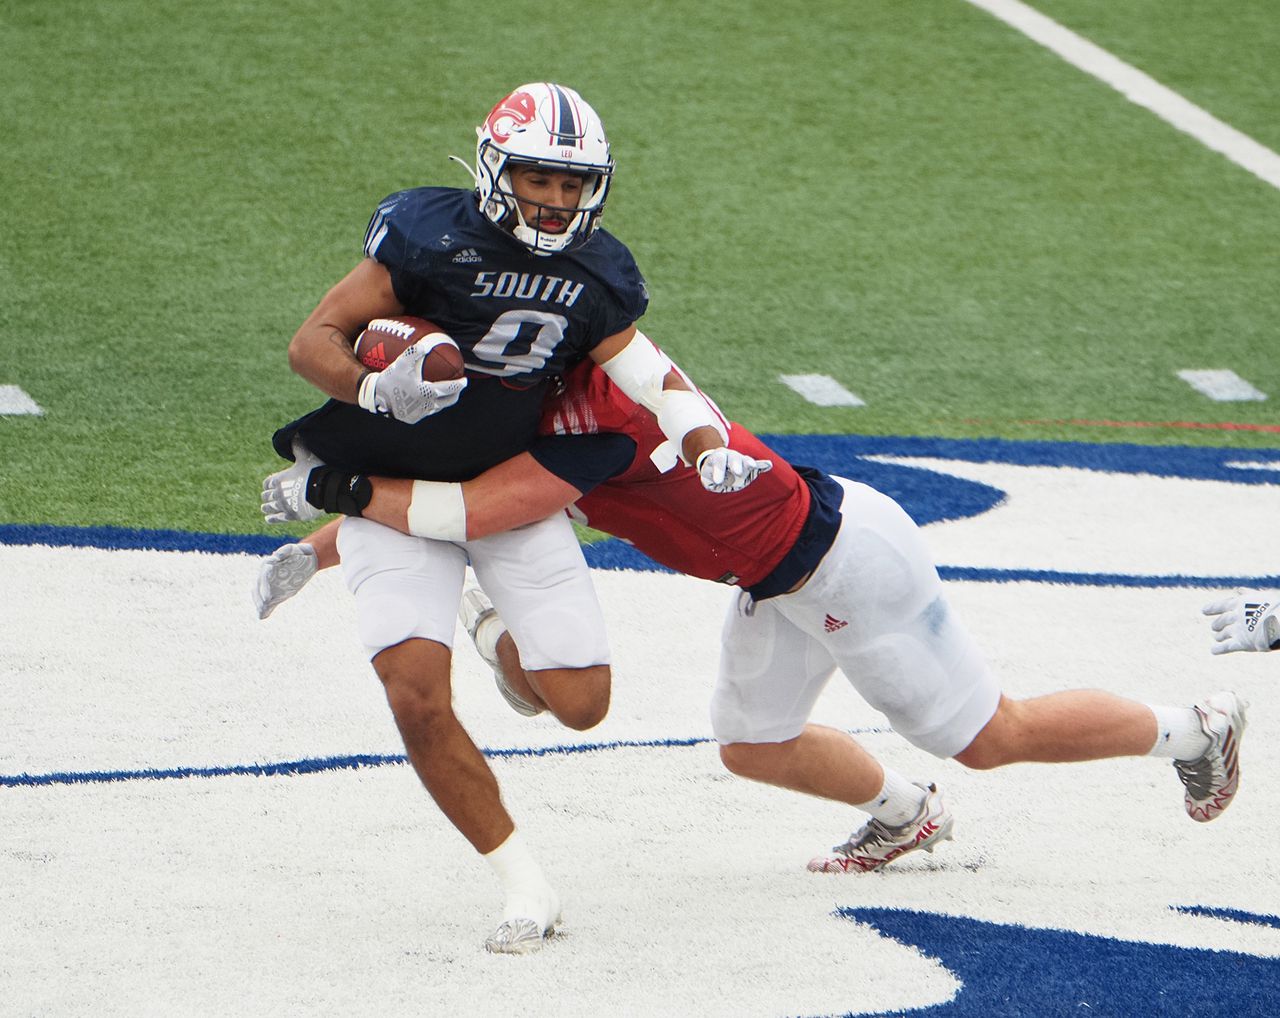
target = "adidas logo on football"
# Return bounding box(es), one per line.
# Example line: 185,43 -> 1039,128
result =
452,247 -> 482,264
823,613 -> 847,633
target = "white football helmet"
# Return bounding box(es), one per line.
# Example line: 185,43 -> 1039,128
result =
475,83 -> 614,255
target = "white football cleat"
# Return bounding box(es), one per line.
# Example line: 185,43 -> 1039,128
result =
484,889 -> 561,955
807,783 -> 954,874
459,581 -> 542,717
253,543 -> 318,620
1176,691 -> 1247,823
484,916 -> 559,955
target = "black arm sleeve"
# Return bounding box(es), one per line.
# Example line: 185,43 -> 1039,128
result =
527,434 -> 637,496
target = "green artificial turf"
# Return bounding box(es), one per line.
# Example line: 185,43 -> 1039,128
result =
2,0 -> 1276,534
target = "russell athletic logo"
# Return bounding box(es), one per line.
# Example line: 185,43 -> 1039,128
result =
824,614 -> 848,633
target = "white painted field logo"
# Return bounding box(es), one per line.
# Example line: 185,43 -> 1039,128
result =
3,433 -> 1278,1016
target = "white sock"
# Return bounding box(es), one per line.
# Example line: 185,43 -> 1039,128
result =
484,830 -> 558,926
1147,705 -> 1210,761
472,615 -> 505,670
854,768 -> 927,828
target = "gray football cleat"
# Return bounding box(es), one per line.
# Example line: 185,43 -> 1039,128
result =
1176,691 -> 1247,823
807,783 -> 954,874
484,916 -> 557,955
459,582 -> 542,717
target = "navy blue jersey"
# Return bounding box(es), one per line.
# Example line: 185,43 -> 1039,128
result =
273,376 -> 550,482
273,186 -> 648,481
364,187 -> 648,386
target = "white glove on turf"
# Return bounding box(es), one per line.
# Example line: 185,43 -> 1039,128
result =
1203,590 -> 1280,654
356,341 -> 467,424
261,440 -> 324,523
253,543 -> 319,620
695,447 -> 773,494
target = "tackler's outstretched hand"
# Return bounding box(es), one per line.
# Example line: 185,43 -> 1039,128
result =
695,448 -> 773,494
253,543 -> 319,620
1203,590 -> 1280,654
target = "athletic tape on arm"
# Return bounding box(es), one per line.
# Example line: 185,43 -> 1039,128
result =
406,480 -> 467,541
598,331 -> 728,470
596,330 -> 670,413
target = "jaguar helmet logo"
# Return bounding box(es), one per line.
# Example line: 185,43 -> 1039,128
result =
484,90 -> 538,144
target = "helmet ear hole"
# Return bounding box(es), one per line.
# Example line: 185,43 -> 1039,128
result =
474,82 -> 614,255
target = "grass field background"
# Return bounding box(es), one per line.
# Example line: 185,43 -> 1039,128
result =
4,6 -> 1280,1013
2,0 -> 1278,534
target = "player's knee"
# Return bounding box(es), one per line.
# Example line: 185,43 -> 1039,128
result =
953,698 -> 1016,770
534,665 -> 610,731
718,742 -> 752,777
718,741 -> 770,780
953,738 -> 1004,771
374,640 -> 454,728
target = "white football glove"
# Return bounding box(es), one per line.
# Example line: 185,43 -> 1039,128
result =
695,447 -> 773,494
1203,590 -> 1280,654
253,543 -> 319,620
356,340 -> 467,424
261,440 -> 324,523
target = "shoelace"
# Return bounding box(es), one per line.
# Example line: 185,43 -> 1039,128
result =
1173,753 -> 1221,800
836,818 -> 899,857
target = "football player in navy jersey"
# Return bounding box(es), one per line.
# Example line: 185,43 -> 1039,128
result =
260,360 -> 1248,880
269,82 -> 770,954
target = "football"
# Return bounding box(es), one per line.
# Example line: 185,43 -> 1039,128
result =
354,316 -> 466,382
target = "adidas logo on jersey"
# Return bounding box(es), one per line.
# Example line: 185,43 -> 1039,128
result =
452,247 -> 482,264
824,613 -> 848,633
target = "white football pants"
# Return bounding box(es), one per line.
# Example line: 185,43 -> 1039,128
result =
711,478 -> 1000,758
337,511 -> 610,672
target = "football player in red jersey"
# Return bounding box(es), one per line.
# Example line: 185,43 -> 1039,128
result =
271,82 -> 769,954
262,359 -> 1248,876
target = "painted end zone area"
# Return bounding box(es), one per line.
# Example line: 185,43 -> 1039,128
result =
2,434 -> 1278,1016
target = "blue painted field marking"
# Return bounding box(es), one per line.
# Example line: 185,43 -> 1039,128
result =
1172,905 -> 1280,931
0,732 -> 896,789
837,906 -> 1280,1017
3,434 -> 1276,556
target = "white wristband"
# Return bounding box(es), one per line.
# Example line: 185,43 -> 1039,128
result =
657,389 -> 729,463
406,480 -> 467,541
357,371 -> 380,413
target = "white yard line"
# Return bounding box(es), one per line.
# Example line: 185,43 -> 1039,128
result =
1224,460 -> 1280,472
779,373 -> 865,407
1177,369 -> 1268,402
0,384 -> 43,415
964,0 -> 1280,191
